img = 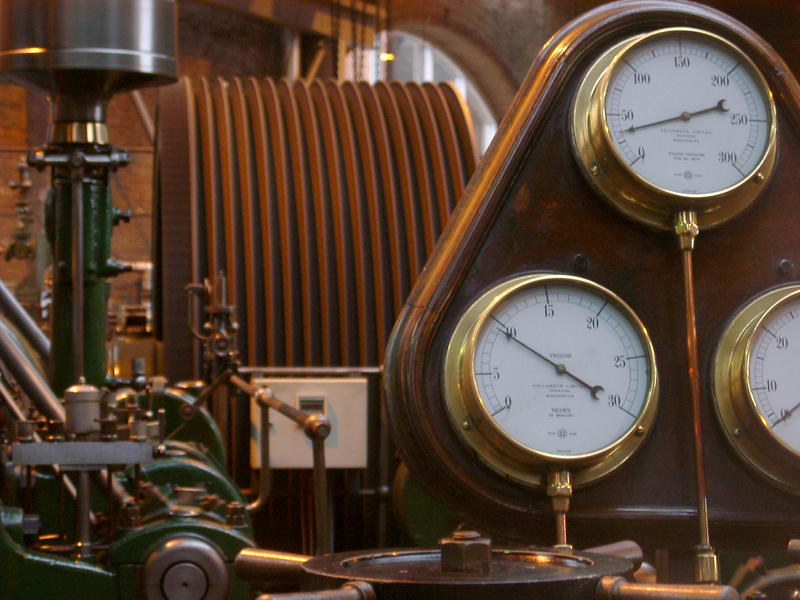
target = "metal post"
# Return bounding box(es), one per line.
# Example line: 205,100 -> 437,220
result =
70,162 -> 85,382
311,434 -> 330,555
76,470 -> 92,555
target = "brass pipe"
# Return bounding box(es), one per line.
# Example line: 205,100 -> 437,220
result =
674,210 -> 718,583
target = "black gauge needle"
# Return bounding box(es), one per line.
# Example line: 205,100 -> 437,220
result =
771,400 -> 800,428
625,99 -> 728,133
499,325 -> 605,399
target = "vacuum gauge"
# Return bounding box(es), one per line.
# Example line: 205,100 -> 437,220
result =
444,273 -> 658,487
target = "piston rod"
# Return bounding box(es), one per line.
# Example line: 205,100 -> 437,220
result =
70,164 -> 85,381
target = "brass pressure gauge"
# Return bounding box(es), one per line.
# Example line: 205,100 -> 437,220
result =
713,284 -> 800,492
443,273 -> 658,487
572,27 -> 777,230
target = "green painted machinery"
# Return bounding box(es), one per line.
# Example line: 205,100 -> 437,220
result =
0,1 -> 262,598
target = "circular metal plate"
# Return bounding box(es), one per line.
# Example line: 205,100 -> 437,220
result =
302,547 -> 631,600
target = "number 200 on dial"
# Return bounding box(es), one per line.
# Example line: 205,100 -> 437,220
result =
444,274 -> 659,487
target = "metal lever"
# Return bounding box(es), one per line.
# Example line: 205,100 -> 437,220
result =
256,581 -> 375,600
597,576 -> 739,600
229,374 -> 332,555
234,548 -> 311,585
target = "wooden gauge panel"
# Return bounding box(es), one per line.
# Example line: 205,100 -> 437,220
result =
384,0 -> 800,550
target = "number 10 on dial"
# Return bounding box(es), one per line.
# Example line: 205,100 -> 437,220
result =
443,274 -> 659,488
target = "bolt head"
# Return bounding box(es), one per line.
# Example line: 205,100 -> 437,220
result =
439,529 -> 492,573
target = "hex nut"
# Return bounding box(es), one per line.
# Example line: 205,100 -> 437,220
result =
439,529 -> 492,573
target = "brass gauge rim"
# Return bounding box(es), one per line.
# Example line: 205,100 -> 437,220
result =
443,273 -> 659,488
571,27 -> 777,231
712,284 -> 800,493
743,288 -> 800,457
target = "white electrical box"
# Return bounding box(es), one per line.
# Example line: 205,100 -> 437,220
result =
250,377 -> 369,469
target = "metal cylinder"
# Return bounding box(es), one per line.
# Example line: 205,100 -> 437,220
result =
234,548 -> 311,585
586,541 -> 644,571
0,0 -> 177,126
256,581 -> 375,600
64,381 -> 102,435
596,576 -> 739,600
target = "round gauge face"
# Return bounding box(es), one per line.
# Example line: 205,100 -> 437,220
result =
746,292 -> 800,453
602,28 -> 774,197
444,274 -> 658,486
470,279 -> 653,458
712,285 -> 800,493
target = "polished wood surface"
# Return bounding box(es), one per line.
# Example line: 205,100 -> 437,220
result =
385,0 -> 800,550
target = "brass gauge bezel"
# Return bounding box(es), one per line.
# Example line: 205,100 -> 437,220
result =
571,27 -> 777,231
712,284 -> 800,493
443,273 -> 659,488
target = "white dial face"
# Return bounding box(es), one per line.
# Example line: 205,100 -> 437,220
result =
604,29 -> 773,196
747,294 -> 800,453
471,281 -> 653,458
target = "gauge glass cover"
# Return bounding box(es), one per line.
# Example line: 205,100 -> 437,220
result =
603,29 -> 773,196
746,292 -> 800,454
471,279 -> 652,457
